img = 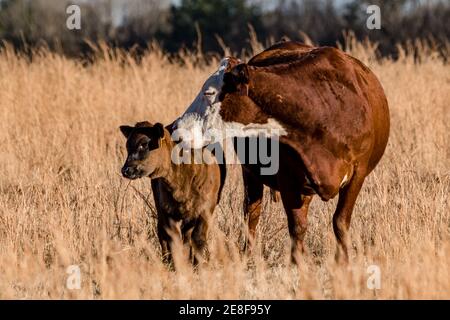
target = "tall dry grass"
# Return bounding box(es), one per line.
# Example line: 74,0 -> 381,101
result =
0,38 -> 449,299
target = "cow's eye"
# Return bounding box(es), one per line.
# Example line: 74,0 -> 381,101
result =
138,143 -> 147,151
204,90 -> 216,96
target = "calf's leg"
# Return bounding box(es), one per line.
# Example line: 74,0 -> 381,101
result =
157,222 -> 173,267
158,218 -> 186,269
191,216 -> 209,266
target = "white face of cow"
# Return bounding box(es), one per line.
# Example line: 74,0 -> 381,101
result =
173,58 -> 229,148
173,58 -> 287,149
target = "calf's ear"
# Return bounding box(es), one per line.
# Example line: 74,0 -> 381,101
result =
154,123 -> 165,138
120,125 -> 134,138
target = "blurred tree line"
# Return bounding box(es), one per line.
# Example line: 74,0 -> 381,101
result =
0,0 -> 449,58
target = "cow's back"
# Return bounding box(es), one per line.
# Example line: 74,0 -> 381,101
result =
248,41 -> 314,67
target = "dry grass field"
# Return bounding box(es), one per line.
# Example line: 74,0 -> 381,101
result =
0,38 -> 449,299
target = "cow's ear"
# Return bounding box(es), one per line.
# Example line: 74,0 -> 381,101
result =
222,63 -> 250,99
120,125 -> 134,138
154,123 -> 165,139
230,63 -> 249,85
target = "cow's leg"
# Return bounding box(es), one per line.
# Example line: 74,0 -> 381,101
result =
191,216 -> 209,266
280,188 -> 313,265
242,170 -> 264,253
332,168 -> 366,263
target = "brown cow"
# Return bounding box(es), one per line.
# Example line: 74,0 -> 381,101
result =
175,41 -> 390,263
120,121 -> 223,266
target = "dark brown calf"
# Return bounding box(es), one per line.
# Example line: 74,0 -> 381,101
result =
120,122 -> 222,266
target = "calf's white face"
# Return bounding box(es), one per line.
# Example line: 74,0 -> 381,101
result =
174,58 -> 287,149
